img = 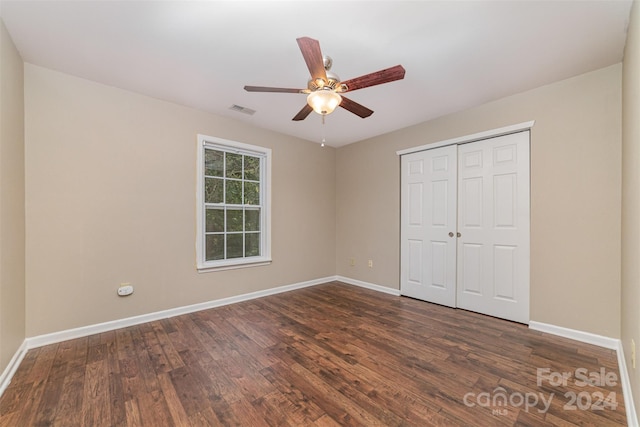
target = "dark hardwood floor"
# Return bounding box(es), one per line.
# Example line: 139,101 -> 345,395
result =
0,282 -> 627,426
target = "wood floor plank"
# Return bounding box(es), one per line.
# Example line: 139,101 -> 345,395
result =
168,366 -> 210,417
187,407 -> 224,427
157,372 -> 191,426
259,364 -> 326,424
124,398 -> 143,427
0,282 -> 628,426
250,391 -> 296,427
0,383 -> 33,422
135,390 -> 174,427
53,363 -> 86,426
152,320 -> 186,371
34,342 -> 78,425
81,360 -> 112,427
6,375 -> 49,425
274,329 -> 442,424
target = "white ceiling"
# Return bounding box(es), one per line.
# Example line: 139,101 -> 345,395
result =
0,0 -> 632,147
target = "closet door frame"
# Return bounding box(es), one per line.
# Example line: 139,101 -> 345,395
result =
397,121 -> 534,324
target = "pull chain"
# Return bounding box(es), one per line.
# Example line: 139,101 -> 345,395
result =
321,115 -> 326,147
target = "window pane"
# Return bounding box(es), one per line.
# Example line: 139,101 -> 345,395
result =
245,233 -> 260,257
205,178 -> 223,203
226,209 -> 243,232
205,234 -> 224,261
226,180 -> 242,205
206,208 -> 224,232
244,156 -> 260,181
244,182 -> 259,205
226,153 -> 243,179
199,137 -> 269,269
245,208 -> 260,231
227,234 -> 243,258
205,149 -> 224,177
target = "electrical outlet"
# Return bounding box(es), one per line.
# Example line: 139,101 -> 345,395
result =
632,339 -> 636,369
349,258 -> 355,266
117,283 -> 134,297
368,260 -> 373,268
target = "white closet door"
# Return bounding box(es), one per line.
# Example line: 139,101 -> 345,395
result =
456,131 -> 530,323
400,145 -> 458,307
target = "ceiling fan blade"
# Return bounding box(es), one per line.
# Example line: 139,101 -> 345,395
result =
292,104 -> 313,121
340,96 -> 374,118
244,86 -> 305,94
296,37 -> 327,82
340,65 -> 406,92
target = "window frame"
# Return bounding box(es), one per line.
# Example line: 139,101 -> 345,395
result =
196,134 -> 272,272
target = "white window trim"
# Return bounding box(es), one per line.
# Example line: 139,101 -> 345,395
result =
196,134 -> 272,272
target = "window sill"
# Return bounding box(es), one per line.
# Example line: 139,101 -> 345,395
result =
197,257 -> 272,273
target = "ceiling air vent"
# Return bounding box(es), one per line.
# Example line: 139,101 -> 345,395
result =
229,104 -> 256,116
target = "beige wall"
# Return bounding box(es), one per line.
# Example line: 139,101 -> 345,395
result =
24,64 -> 336,337
12,19 -> 628,354
337,64 -> 622,338
622,0 -> 640,415
0,19 -> 26,374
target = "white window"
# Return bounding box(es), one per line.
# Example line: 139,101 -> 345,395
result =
196,134 -> 271,271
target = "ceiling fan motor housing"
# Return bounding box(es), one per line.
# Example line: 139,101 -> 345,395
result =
308,70 -> 341,92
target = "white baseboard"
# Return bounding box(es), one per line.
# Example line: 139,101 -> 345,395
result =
616,340 -> 639,427
25,275 -> 397,350
0,340 -> 27,397
529,321 -> 637,426
335,275 -> 401,296
1,275 -> 395,398
26,276 -> 335,350
0,276 -> 333,399
529,320 -> 619,350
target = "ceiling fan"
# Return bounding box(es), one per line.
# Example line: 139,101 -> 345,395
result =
244,37 -> 406,121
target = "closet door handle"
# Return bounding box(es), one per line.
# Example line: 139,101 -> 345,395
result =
457,232 -> 461,238
448,232 -> 454,237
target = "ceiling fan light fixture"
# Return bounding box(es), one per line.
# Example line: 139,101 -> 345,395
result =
244,37 -> 405,121
307,88 -> 342,115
